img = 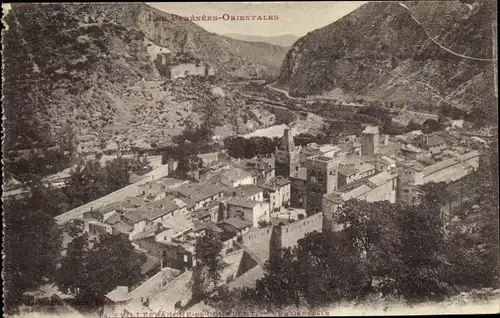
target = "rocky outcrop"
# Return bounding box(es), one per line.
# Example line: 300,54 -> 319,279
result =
277,1 -> 496,111
3,3 -> 280,151
67,3 -> 288,79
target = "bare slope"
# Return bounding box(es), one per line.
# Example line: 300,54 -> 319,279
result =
277,1 -> 496,111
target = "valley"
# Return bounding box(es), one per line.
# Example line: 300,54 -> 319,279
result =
2,1 -> 498,317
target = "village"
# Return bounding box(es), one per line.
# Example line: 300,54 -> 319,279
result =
3,2 -> 498,316
46,113 -> 486,316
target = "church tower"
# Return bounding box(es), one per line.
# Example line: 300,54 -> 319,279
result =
275,126 -> 300,178
305,154 -> 342,216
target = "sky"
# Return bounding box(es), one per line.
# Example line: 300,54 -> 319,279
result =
148,2 -> 367,37
2,2 -> 367,37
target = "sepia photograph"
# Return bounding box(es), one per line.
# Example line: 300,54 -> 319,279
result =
1,1 -> 499,317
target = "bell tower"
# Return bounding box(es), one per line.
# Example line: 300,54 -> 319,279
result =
275,126 -> 300,178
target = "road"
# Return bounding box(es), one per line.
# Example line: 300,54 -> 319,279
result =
266,82 -> 300,99
266,82 -> 364,107
398,2 -> 495,62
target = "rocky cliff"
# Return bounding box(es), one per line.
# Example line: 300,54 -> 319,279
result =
2,3 -> 286,152
277,0 -> 496,111
66,3 -> 288,79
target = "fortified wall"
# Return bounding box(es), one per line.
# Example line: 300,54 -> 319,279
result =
241,212 -> 324,263
422,151 -> 480,184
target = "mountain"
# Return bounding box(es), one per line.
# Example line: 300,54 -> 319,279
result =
66,3 -> 288,79
2,3 -> 283,152
222,33 -> 300,47
277,0 -> 496,112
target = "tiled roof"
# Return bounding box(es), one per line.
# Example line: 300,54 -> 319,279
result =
222,217 -> 253,230
192,220 -> 223,233
258,176 -> 291,190
125,197 -> 147,207
122,210 -> 147,224
169,182 -> 226,203
148,197 -> 181,213
366,171 -> 394,188
161,214 -> 192,234
228,184 -> 263,198
358,163 -> 376,174
426,135 -> 446,147
103,211 -> 121,225
226,197 -> 263,209
112,221 -> 133,234
140,207 -> 176,222
341,185 -> 372,201
338,165 -> 359,176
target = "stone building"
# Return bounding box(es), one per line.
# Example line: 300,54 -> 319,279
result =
290,167 -> 307,209
361,126 -> 380,156
275,126 -> 300,178
305,150 -> 346,216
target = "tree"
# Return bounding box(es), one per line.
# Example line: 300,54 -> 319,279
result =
29,182 -> 70,217
58,124 -> 78,157
207,286 -> 256,315
3,200 -> 63,313
422,119 -> 442,133
254,247 -> 302,309
56,234 -> 89,296
442,142 -> 499,290
396,204 -> 449,302
418,182 -> 452,225
65,157 -> 143,209
65,159 -> 107,208
192,228 -> 224,302
56,234 -> 146,306
103,156 -> 134,192
335,200 -> 404,296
